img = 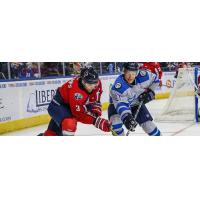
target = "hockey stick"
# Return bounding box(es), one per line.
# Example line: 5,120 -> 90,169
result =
126,100 -> 143,136
110,128 -> 119,136
162,84 -> 174,89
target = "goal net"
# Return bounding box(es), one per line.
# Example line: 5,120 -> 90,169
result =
155,67 -> 199,123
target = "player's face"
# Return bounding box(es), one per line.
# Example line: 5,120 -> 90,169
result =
83,81 -> 98,93
124,70 -> 137,84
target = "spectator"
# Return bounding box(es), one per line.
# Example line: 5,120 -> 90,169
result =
0,72 -> 6,79
41,62 -> 60,77
0,62 -> 8,79
108,63 -> 114,74
101,62 -> 109,74
31,62 -> 40,78
73,62 -> 82,74
116,62 -> 125,73
159,62 -> 168,71
91,62 -> 101,74
10,62 -> 25,79
101,62 -> 115,74
65,62 -> 74,76
2,62 -> 199,80
166,62 -> 177,71
20,63 -> 35,79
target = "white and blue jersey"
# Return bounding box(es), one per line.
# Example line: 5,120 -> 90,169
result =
108,70 -> 161,136
110,70 -> 159,121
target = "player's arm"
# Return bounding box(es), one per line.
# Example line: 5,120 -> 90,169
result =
97,80 -> 103,101
87,80 -> 103,117
70,101 -> 96,124
155,65 -> 163,86
138,72 -> 158,104
149,72 -> 160,91
70,97 -> 110,132
155,63 -> 163,79
158,66 -> 163,79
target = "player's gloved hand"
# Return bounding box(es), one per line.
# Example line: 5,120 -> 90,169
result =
94,117 -> 111,132
123,114 -> 137,132
138,89 -> 155,104
86,102 -> 102,117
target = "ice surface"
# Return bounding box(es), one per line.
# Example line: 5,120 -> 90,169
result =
2,99 -> 200,136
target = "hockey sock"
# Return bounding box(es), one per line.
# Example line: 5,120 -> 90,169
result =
148,127 -> 161,136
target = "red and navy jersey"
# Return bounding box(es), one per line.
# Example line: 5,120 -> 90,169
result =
59,77 -> 102,124
140,62 -> 163,80
198,75 -> 200,85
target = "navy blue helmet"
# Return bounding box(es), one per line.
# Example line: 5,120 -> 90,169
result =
80,67 -> 99,84
123,62 -> 139,71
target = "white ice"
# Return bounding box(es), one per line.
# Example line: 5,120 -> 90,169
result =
2,99 -> 200,136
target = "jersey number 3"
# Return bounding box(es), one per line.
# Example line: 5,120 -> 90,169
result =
76,105 -> 80,111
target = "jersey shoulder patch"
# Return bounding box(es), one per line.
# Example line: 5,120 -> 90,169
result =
74,93 -> 83,100
139,70 -> 147,76
115,82 -> 122,89
111,75 -> 130,94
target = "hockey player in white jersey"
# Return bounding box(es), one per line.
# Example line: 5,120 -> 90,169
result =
108,62 -> 161,136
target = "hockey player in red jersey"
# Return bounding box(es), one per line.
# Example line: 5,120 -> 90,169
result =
140,62 -> 163,86
43,67 -> 111,136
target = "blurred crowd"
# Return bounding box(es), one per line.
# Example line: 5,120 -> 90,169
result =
0,62 -> 199,80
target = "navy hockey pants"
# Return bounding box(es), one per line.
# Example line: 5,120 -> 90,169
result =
47,90 -> 73,135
